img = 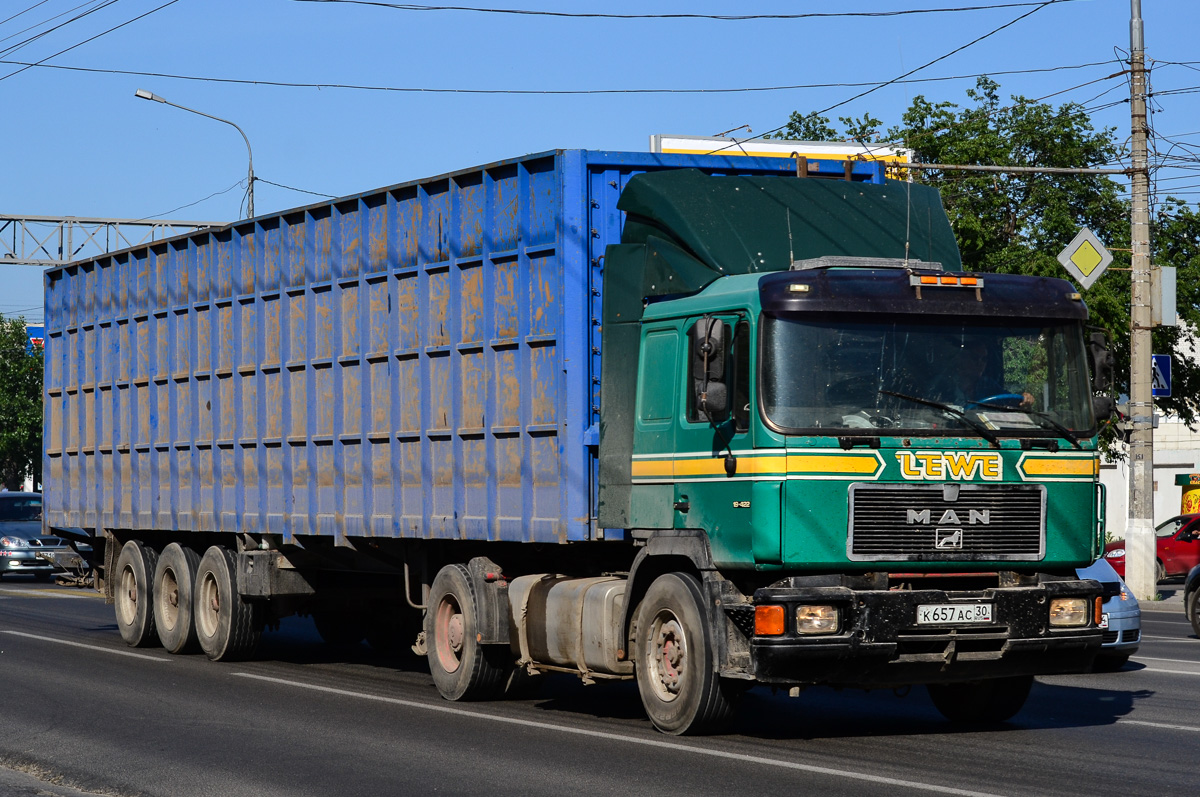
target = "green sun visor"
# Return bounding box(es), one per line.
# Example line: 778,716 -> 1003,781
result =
616,168 -> 960,280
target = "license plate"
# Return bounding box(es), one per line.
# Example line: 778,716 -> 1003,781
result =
34,551 -> 53,562
1099,612 -> 1109,630
916,603 -> 993,625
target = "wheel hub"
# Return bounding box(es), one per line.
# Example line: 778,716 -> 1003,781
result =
653,617 -> 686,697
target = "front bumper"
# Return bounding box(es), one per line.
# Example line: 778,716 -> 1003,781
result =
0,553 -> 55,576
748,582 -> 1103,687
1099,608 -> 1140,654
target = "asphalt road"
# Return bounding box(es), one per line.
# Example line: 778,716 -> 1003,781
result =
1,576 -> 1197,797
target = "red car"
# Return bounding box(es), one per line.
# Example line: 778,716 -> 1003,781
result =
1104,514 -> 1200,582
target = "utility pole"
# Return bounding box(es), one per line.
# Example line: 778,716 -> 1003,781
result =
1126,0 -> 1156,601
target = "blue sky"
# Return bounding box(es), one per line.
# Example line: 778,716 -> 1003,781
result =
3,0 -> 1197,323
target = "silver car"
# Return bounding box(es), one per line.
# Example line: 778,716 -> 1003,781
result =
0,492 -> 57,581
1078,557 -> 1141,670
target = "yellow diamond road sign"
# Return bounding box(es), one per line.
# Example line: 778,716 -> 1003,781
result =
1057,228 -> 1113,290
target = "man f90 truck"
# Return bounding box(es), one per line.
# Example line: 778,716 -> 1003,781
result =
43,150 -> 1111,734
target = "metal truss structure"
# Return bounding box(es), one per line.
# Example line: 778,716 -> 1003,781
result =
0,215 -> 223,267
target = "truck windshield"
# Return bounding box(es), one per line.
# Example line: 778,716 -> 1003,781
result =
761,314 -> 1095,436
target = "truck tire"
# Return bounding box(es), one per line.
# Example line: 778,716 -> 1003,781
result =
194,546 -> 262,661
425,564 -> 507,701
633,572 -> 739,735
114,540 -> 159,647
926,675 -> 1033,724
1188,590 -> 1200,639
153,543 -> 201,654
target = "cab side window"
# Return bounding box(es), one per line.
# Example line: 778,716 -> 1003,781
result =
686,317 -> 749,431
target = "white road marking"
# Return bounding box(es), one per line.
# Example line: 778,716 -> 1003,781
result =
0,630 -> 171,661
1136,667 -> 1200,676
1121,719 -> 1200,733
1140,635 -> 1198,642
0,588 -> 99,600
233,672 -> 1005,797
1135,656 -> 1200,666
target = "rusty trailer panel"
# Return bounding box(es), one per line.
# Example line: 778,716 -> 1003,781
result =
42,150 -> 887,545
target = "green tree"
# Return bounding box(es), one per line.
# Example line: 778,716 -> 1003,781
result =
776,77 -> 1200,442
0,317 -> 42,491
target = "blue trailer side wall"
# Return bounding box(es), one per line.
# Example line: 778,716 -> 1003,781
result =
42,151 -> 887,545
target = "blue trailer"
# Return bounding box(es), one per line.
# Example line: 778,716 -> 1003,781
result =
44,150 -> 1107,734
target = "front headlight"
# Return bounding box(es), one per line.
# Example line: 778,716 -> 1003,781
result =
1049,597 -> 1089,627
796,605 -> 840,635
1105,548 -> 1125,559
0,536 -> 28,548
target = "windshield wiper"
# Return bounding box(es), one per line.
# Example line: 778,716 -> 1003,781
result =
967,401 -> 1083,449
878,390 -> 1001,448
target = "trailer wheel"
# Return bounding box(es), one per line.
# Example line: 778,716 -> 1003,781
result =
926,675 -> 1033,724
153,543 -> 201,654
634,572 -> 739,735
114,540 -> 159,647
425,564 -> 506,701
194,546 -> 262,662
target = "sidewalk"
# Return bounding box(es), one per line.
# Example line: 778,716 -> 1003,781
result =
1137,582 -> 1187,613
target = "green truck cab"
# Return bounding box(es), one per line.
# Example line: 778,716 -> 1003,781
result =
596,170 -> 1108,732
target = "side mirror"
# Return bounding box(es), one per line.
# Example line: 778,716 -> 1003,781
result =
691,318 -> 727,418
1088,330 -> 1114,392
1092,395 -> 1115,423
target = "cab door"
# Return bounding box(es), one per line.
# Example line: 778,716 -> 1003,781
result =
673,315 -> 769,567
629,324 -> 680,528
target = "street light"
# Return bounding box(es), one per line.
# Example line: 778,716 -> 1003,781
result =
135,88 -> 255,219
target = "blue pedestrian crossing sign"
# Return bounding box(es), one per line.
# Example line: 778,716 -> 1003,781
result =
1152,354 -> 1171,397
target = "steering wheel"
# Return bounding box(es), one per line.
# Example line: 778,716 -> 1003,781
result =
966,393 -> 1025,410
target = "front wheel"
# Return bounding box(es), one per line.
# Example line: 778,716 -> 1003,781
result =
194,546 -> 262,661
634,573 -> 739,735
425,564 -> 507,701
926,675 -> 1033,724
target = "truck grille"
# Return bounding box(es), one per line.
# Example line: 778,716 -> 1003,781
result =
847,483 -> 1045,562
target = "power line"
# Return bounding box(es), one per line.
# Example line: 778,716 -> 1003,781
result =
292,0 -> 1085,21
0,0 -> 180,83
0,0 -> 54,28
133,178 -> 244,222
256,177 -> 335,199
713,0 -> 1063,153
0,0 -> 118,57
0,56 -> 1120,95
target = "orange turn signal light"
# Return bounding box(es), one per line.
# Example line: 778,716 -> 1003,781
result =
1095,596 -> 1104,625
755,605 -> 786,636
